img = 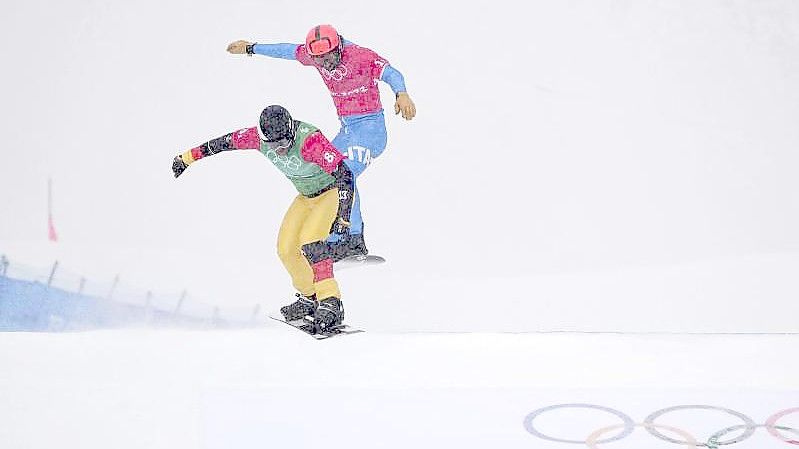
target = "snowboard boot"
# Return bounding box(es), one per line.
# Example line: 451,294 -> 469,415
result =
280,293 -> 317,321
331,233 -> 368,262
314,297 -> 344,333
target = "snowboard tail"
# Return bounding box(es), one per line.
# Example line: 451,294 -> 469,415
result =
334,254 -> 385,270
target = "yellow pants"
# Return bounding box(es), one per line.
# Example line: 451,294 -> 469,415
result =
277,188 -> 340,300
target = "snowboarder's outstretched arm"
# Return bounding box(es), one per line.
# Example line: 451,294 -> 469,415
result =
227,40 -> 299,60
226,38 -> 356,60
172,127 -> 261,178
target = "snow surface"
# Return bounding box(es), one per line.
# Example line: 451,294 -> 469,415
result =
0,329 -> 797,448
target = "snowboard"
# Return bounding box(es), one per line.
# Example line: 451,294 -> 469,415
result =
268,314 -> 364,340
334,254 -> 386,271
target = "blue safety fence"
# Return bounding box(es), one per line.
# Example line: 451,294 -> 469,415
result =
0,254 -> 262,331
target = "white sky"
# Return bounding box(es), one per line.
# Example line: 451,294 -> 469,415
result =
1,0 -> 798,326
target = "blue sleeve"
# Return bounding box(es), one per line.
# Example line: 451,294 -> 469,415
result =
252,43 -> 299,60
380,65 -> 407,95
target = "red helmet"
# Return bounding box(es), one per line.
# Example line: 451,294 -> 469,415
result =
305,24 -> 341,56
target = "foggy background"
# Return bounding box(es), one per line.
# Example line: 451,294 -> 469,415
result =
1,0 -> 798,331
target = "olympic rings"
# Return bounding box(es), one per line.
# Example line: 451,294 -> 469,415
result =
709,425 -> 799,449
524,404 -> 799,447
320,63 -> 349,81
587,423 -> 698,449
523,403 -> 635,444
645,405 -> 757,446
767,408 -> 799,445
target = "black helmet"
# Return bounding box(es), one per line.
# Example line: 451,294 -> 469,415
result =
259,105 -> 295,145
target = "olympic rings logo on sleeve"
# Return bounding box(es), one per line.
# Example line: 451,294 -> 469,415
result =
523,404 -> 799,448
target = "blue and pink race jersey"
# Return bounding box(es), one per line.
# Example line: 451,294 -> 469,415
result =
295,44 -> 390,116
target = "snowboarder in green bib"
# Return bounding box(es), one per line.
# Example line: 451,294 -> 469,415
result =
172,105 -> 354,333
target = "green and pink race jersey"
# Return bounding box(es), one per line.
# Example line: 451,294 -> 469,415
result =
223,122 -> 346,196
296,43 -> 390,116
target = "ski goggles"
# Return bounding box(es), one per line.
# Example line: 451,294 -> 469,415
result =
308,36 -> 336,55
264,137 -> 293,151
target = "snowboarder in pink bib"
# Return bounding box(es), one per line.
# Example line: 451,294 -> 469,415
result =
227,24 -> 416,261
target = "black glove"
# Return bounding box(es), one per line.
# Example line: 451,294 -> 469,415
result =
172,155 -> 188,178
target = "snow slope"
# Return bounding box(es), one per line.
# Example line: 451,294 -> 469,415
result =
0,329 -> 797,448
